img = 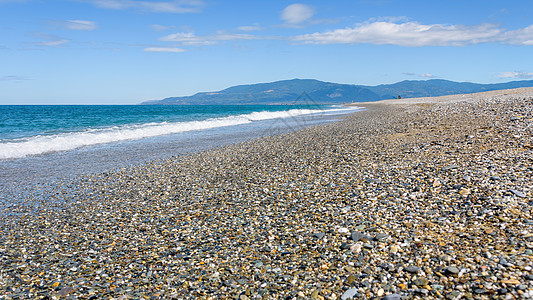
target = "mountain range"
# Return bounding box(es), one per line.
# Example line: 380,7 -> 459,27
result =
140,78 -> 533,105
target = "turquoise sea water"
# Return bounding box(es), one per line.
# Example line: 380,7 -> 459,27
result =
0,104 -> 362,200
0,105 -> 324,140
0,104 -> 359,160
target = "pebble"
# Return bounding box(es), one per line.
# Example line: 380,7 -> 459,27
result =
353,224 -> 366,231
313,232 -> 326,239
509,189 -> 526,198
382,294 -> 403,300
414,277 -> 429,286
341,288 -> 358,300
2,88 -> 533,299
445,266 -> 460,275
443,165 -> 460,171
404,266 -> 421,274
374,233 -> 389,241
350,231 -> 370,242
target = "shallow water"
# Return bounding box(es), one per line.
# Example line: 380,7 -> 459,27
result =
0,108 -> 362,209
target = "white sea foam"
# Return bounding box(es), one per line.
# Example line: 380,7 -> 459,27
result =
0,107 -> 361,159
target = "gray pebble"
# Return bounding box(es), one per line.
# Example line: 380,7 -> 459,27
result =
445,266 -> 460,274
404,266 -> 420,274
313,232 -> 325,239
341,288 -> 359,300
382,294 -> 403,300
443,165 -> 459,171
340,242 -> 350,250
350,231 -> 370,242
509,189 -> 526,198
374,233 -> 389,241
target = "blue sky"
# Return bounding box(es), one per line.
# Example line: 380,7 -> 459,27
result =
1,0 -> 533,104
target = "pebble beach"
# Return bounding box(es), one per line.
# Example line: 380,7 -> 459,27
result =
1,88 -> 532,299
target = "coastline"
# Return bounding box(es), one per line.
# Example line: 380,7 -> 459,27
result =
0,107 -> 359,206
1,88 -> 532,299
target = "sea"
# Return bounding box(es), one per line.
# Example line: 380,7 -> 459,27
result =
0,104 -> 362,207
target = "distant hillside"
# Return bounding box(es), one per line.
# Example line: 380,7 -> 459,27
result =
141,78 -> 533,105
366,79 -> 533,99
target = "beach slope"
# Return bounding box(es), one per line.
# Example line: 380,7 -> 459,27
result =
1,88 -> 532,299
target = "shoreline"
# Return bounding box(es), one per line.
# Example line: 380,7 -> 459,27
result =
1,88 -> 532,299
0,107 -> 359,209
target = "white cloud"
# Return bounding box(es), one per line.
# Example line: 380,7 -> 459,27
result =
139,1 -> 203,13
78,0 -> 205,13
420,73 -> 437,78
403,72 -> 438,78
0,75 -> 30,81
37,39 -> 70,46
79,0 -> 125,9
215,32 -> 261,41
144,47 -> 186,53
281,3 -> 315,26
155,18 -> 533,50
30,32 -> 70,47
160,32 -> 215,46
498,71 -> 533,79
150,24 -> 173,31
500,25 -> 533,45
237,25 -> 263,32
53,20 -> 97,30
294,21 -> 502,46
160,31 -> 262,46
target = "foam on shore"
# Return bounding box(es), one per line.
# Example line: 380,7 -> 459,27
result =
0,106 -> 361,159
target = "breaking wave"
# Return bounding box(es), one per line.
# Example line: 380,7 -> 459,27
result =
0,107 -> 360,159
